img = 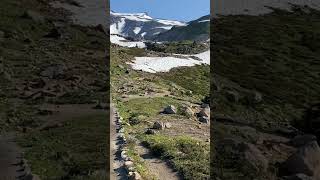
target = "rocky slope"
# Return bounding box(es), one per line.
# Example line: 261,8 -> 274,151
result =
155,15 -> 210,42
212,5 -> 320,180
0,0 -> 109,179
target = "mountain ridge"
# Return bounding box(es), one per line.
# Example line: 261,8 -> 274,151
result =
110,11 -> 209,42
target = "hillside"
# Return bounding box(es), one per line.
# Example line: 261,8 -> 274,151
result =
110,11 -> 210,178
0,0 -> 109,179
155,15 -> 210,42
212,5 -> 320,180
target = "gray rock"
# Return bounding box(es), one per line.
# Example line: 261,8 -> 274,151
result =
164,105 -> 177,114
282,141 -> 320,177
153,121 -> 165,130
164,122 -> 172,129
124,161 -> 134,169
145,129 -> 156,135
198,107 -> 210,117
118,65 -> 124,69
181,106 -> 194,118
129,171 -> 142,180
199,116 -> 210,124
201,103 -> 210,108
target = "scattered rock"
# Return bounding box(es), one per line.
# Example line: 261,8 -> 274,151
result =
118,65 -> 124,69
185,90 -> 192,95
121,151 -> 127,159
124,161 -> 134,169
164,122 -> 172,129
163,105 -> 177,114
281,141 -> 320,177
153,121 -> 165,130
129,171 -> 142,180
198,107 -> 210,117
145,129 -> 156,135
199,116 -> 210,124
181,106 -> 194,118
201,103 -> 210,108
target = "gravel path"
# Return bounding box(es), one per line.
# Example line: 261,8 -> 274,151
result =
110,106 -> 127,180
136,143 -> 181,180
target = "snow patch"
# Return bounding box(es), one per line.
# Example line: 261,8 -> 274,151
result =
156,19 -> 187,26
198,19 -> 210,23
133,27 -> 142,34
128,50 -> 210,73
110,35 -> 146,48
154,26 -> 173,30
141,32 -> 147,37
111,11 -> 152,22
110,18 -> 126,35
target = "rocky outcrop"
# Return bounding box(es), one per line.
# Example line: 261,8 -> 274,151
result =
163,105 -> 177,114
281,141 -> 320,178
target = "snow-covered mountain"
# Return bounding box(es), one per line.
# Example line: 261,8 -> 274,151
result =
155,15 -> 210,42
110,11 -> 187,41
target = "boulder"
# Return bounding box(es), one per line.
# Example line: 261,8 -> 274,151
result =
164,122 -> 172,129
198,107 -> 210,117
181,106 -> 194,118
164,105 -> 177,114
281,141 -> 320,177
145,129 -> 156,135
201,103 -> 210,108
153,121 -> 165,130
124,161 -> 134,169
199,116 -> 210,124
129,171 -> 142,180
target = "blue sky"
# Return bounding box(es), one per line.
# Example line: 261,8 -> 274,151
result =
110,0 -> 210,22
